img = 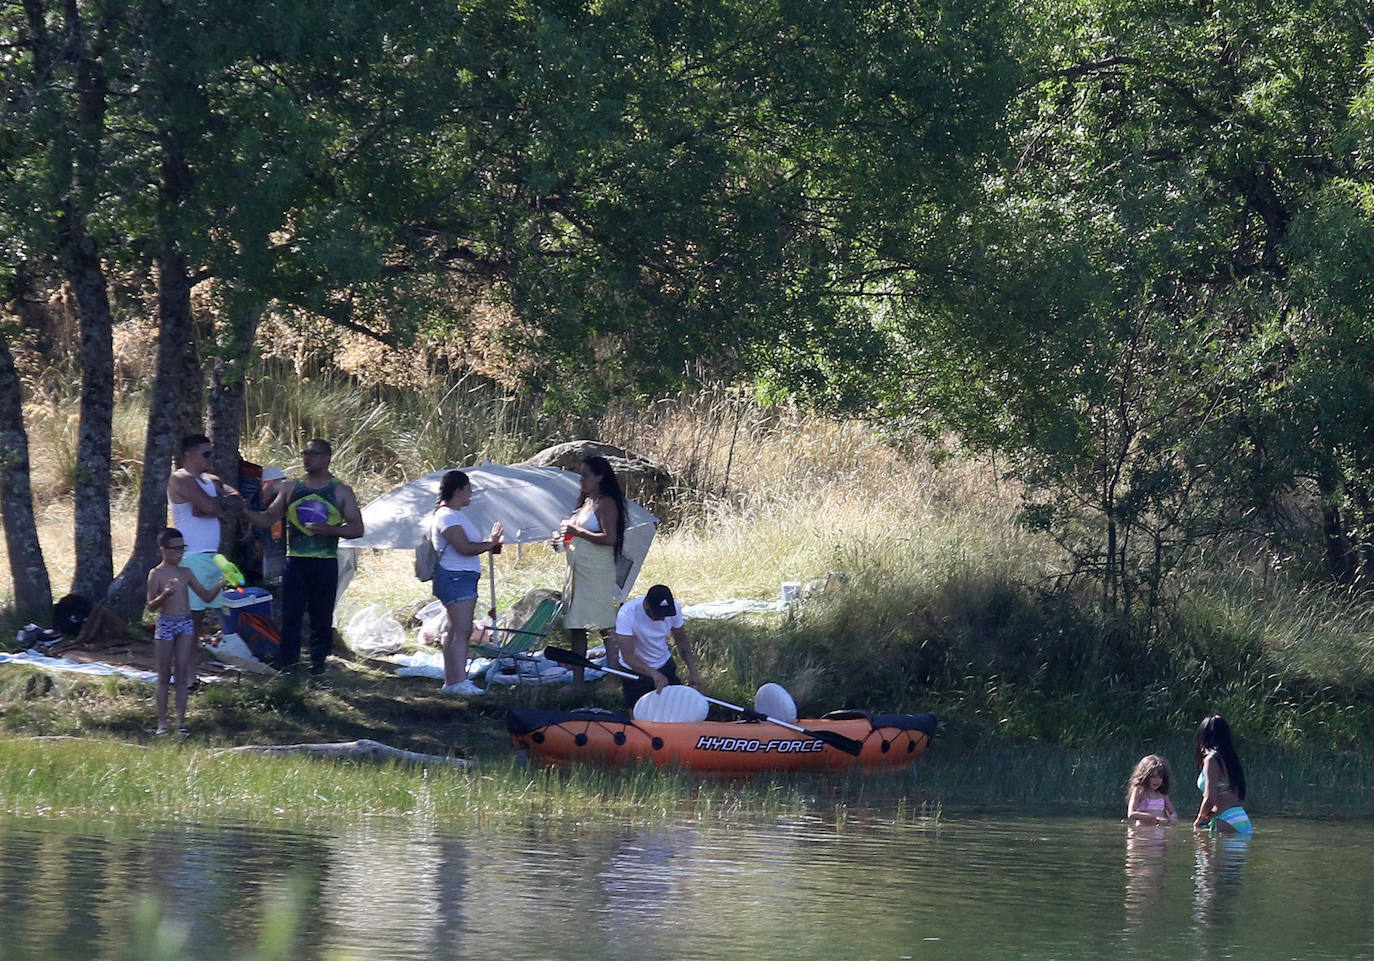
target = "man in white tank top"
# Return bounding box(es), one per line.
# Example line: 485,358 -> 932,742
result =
168,434 -> 244,634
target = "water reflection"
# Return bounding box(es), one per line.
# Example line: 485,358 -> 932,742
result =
319,824 -> 470,960
1123,824 -> 1169,931
0,812 -> 1368,961
1191,831 -> 1250,928
599,827 -> 700,955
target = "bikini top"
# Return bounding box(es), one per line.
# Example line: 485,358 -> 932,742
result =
1197,753 -> 1232,793
1139,795 -> 1168,814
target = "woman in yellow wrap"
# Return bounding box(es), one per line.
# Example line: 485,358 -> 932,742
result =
558,455 -> 626,687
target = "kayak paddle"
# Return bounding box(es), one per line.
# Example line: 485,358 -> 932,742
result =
543,646 -> 865,757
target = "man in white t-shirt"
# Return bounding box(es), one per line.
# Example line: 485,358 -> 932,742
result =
614,584 -> 702,710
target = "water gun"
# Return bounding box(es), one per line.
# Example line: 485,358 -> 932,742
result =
213,553 -> 245,589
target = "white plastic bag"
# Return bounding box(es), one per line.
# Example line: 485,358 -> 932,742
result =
343,604 -> 406,656
414,599 -> 447,646
418,608 -> 449,647
203,634 -> 277,675
415,599 -> 445,623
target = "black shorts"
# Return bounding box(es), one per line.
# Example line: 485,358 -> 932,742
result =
621,657 -> 681,711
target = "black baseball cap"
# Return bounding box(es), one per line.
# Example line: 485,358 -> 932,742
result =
645,584 -> 676,619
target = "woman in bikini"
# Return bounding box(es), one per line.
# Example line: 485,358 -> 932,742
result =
1193,714 -> 1253,836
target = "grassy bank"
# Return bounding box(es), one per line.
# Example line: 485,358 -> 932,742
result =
0,638 -> 1371,818
5,369 -> 1374,815
2,709 -> 1371,820
0,733 -> 879,825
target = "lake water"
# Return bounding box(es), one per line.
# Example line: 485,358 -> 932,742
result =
0,809 -> 1369,960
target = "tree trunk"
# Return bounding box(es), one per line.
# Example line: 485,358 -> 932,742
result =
1352,483 -> 1374,588
209,304 -> 263,550
104,246 -> 197,617
1316,462 -> 1356,585
67,223 -> 115,598
36,0 -> 116,599
0,332 -> 53,619
177,306 -> 204,445
209,306 -> 263,470
106,99 -> 202,617
1104,517 -> 1117,609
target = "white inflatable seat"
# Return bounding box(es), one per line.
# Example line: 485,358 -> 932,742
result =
754,682 -> 798,724
632,685 -> 709,723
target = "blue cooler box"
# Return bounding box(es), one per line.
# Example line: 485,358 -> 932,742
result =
220,587 -> 274,637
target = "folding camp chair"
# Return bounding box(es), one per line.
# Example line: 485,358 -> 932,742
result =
469,597 -> 562,684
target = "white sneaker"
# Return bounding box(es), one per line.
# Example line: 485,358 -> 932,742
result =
440,681 -> 486,696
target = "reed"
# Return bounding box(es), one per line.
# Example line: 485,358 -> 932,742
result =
22,387 -> 147,509
923,738 -> 1374,816
239,359 -> 556,499
0,734 -> 920,822
131,875 -> 331,961
1,727 -> 1366,819
719,556 -> 1374,753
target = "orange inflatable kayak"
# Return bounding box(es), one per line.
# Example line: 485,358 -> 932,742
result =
508,708 -> 937,774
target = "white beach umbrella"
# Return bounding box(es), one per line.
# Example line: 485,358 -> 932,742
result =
337,463 -> 658,610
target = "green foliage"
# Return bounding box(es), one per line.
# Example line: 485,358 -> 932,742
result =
699,550 -> 1374,753
0,724 -> 878,820
840,0 -> 1374,616
393,0 -> 1023,403
7,0 -> 1374,692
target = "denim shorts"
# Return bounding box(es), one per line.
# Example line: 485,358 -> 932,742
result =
433,568 -> 480,605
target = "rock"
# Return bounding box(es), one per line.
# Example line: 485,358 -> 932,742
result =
804,571 -> 848,597
213,739 -> 473,768
517,440 -> 674,511
495,588 -> 563,630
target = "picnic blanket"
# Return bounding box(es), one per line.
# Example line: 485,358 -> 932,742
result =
2,603 -> 236,682
0,649 -> 224,684
393,649 -> 606,686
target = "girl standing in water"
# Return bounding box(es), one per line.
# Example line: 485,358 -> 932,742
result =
1194,714 -> 1253,836
1126,754 -> 1179,825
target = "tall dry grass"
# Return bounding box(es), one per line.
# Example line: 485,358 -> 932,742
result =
333,383 -> 1037,618
238,358 -> 555,500
7,364 -> 1032,616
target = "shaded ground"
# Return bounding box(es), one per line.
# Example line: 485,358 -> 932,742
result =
0,648 -> 626,760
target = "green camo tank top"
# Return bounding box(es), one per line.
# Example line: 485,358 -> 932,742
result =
285,479 -> 342,558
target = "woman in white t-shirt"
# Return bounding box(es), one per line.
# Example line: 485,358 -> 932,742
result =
431,470 -> 503,696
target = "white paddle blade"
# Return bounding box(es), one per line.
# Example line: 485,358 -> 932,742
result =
754,682 -> 798,724
632,685 -> 709,723
630,689 -> 662,721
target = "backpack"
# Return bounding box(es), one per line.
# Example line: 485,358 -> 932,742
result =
414,515 -> 440,581
52,593 -> 94,636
